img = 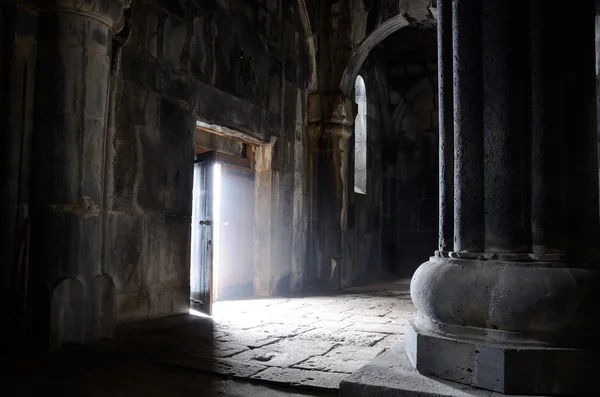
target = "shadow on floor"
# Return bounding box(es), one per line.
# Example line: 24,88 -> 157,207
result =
1,318 -> 334,397
1,282 -> 415,397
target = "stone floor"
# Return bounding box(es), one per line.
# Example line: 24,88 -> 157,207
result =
2,280 -> 415,396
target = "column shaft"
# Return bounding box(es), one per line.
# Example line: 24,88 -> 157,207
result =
437,0 -> 453,252
530,0 -> 599,259
30,8 -> 116,349
530,0 -> 568,255
562,1 -> 599,259
452,0 -> 484,252
482,0 -> 528,252
33,11 -> 111,282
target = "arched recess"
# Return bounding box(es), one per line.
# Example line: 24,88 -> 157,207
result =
339,14 -> 409,97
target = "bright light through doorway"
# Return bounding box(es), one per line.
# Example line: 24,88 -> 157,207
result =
212,163 -> 222,303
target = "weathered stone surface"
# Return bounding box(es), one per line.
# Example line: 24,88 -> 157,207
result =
346,315 -> 393,324
347,322 -> 401,335
373,334 -> 405,350
294,345 -> 385,374
252,367 -> 349,390
309,320 -> 353,330
230,338 -> 335,368
296,329 -> 386,347
340,343 -> 501,397
239,323 -> 316,339
157,351 -> 268,378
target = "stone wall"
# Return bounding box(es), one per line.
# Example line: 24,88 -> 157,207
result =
107,0 -> 310,323
343,53 -> 390,287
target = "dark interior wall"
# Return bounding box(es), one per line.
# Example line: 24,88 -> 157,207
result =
343,53 -> 391,287
382,26 -> 438,277
0,3 -> 38,349
342,24 -> 439,284
0,0 -> 310,349
107,0 -> 310,323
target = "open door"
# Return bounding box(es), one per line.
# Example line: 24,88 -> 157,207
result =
190,151 -> 215,315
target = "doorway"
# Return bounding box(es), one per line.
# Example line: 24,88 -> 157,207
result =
190,149 -> 256,316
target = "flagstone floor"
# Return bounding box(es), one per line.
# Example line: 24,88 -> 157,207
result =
4,280 -> 416,396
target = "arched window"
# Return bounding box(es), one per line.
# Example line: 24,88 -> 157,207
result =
354,75 -> 367,194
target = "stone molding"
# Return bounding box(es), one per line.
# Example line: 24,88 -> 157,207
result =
434,250 -> 569,263
321,124 -> 353,140
308,93 -> 356,126
37,0 -> 130,27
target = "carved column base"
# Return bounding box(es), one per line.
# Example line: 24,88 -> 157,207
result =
406,257 -> 600,395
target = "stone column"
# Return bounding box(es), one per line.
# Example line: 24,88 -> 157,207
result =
452,0 -> 484,253
29,0 -> 127,350
307,93 -> 354,290
437,0 -> 453,252
406,0 -> 600,395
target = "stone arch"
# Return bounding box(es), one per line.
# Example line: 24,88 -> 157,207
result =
49,277 -> 85,350
339,14 -> 409,98
297,0 -> 317,93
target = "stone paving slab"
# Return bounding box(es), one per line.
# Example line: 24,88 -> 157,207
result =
293,312 -> 355,322
309,320 -> 354,330
252,367 -> 350,390
342,307 -> 391,317
374,334 -> 405,350
215,315 -> 271,330
294,304 -> 355,315
215,298 -> 291,312
229,339 -> 336,368
140,334 -> 250,358
242,323 -> 317,339
156,351 -> 268,378
293,345 -> 386,374
267,316 -> 322,326
322,344 -> 386,361
345,314 -> 394,324
295,329 -> 387,347
214,329 -> 281,349
156,283 -> 417,391
294,356 -> 373,375
347,322 -> 403,334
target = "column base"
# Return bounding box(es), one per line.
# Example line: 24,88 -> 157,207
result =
340,342 -> 528,397
404,320 -> 597,396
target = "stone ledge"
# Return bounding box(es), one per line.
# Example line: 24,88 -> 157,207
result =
340,342 -> 543,397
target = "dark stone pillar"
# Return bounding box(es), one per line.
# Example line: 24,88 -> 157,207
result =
437,0 -> 453,252
530,0 -> 568,256
29,1 -> 127,350
406,0 -> 600,395
307,93 -> 354,290
482,0 -> 528,253
452,0 -> 483,253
